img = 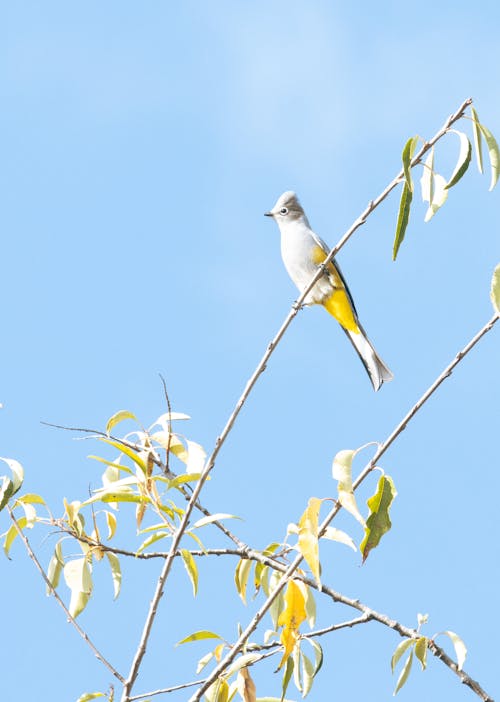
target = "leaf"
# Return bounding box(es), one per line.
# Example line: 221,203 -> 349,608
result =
299,582 -> 316,629
3,516 -> 27,557
437,630 -> 467,670
136,530 -> 170,554
277,580 -> 306,670
106,410 -> 137,435
234,558 -> 252,605
205,677 -> 229,702
99,438 -> 147,474
490,263 -> 500,315
236,667 -> 257,702
0,477 -> 14,512
191,513 -> 240,529
176,630 -> 223,646
268,570 -> 285,631
417,612 -> 429,627
331,449 -> 366,527
392,182 -> 413,261
444,130 -> 472,189
297,497 -> 322,588
301,652 -> 315,698
391,638 -> 415,673
105,511 -> 117,540
360,475 -> 397,562
0,457 -> 24,494
281,656 -> 294,701
76,693 -> 105,702
402,135 -> 419,190
303,637 -> 323,676
394,650 -> 414,695
46,540 -> 64,594
414,636 -> 428,670
225,653 -> 261,678
16,492 -> 46,505
180,549 -> 198,596
106,552 -> 122,599
63,557 -> 93,618
479,122 -> 500,190
321,526 -> 357,551
186,440 -> 207,474
168,473 -> 202,490
420,149 -> 448,221
471,106 -> 484,174
196,650 -> 214,674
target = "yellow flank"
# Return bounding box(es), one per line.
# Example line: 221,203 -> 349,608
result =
324,290 -> 359,332
311,245 -> 360,332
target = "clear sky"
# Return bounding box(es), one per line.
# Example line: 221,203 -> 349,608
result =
1,2 -> 499,701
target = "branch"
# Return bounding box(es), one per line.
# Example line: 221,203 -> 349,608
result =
190,312 -> 498,700
113,97 -> 476,701
7,507 -> 124,684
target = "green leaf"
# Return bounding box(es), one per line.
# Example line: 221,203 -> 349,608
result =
136,530 -> 170,554
224,652 -> 261,678
3,516 -> 27,557
414,636 -> 428,670
0,477 -> 14,513
0,457 -> 24,494
63,557 -> 93,618
106,552 -> 122,599
420,148 -> 448,221
331,449 -> 366,527
360,475 -> 397,562
471,106 -> 483,174
191,513 -> 241,529
176,630 -> 223,646
281,656 -> 294,701
391,638 -> 415,673
392,182 -> 412,260
437,630 -> 467,670
445,130 -> 472,189
16,493 -> 46,505
491,263 -> 500,315
321,526 -> 356,551
75,693 -> 105,702
234,558 -> 252,605
301,652 -> 315,698
479,122 -> 500,190
46,540 -> 64,594
180,548 -> 198,596
99,438 -> 147,474
106,409 -> 137,435
402,135 -> 419,191
304,637 -> 323,676
394,650 -> 414,695
168,473 -> 202,490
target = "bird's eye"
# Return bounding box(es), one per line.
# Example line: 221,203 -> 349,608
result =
280,207 -> 288,215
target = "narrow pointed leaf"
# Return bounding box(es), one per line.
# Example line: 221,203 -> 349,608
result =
420,147 -> 435,207
106,552 -> 122,599
414,636 -> 428,670
402,135 -> 419,190
106,410 -> 137,435
491,263 -> 500,315
394,651 -> 414,695
234,558 -> 252,604
176,630 -> 223,645
3,516 -> 28,557
76,693 -> 105,702
225,653 -> 261,678
391,638 -> 415,673
297,497 -> 322,588
46,541 -> 64,593
331,449 -> 365,527
191,513 -> 240,529
471,106 -> 483,174
196,650 -> 214,674
479,122 -> 500,190
424,174 -> 448,221
137,530 -> 170,554
0,477 -> 14,512
99,438 -> 147,473
277,580 -> 306,670
322,526 -> 357,551
0,457 -> 24,494
445,130 -> 472,189
393,182 -> 413,260
105,511 -> 117,540
180,548 -> 198,596
281,657 -> 294,701
438,630 -> 467,670
236,667 -> 257,702
301,652 -> 315,697
360,475 -> 397,562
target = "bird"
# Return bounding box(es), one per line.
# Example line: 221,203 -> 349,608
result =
265,191 -> 393,391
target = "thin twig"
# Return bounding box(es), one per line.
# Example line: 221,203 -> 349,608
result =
7,507 -> 125,683
128,678 -> 205,700
190,313 -> 498,700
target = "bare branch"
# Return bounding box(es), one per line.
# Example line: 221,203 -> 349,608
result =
7,508 -> 124,684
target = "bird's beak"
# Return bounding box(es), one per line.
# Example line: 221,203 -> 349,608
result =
264,211 -> 274,217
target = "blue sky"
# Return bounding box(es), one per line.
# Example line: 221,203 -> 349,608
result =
1,2 -> 499,700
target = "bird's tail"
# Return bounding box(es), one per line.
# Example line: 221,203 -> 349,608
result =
343,326 -> 393,392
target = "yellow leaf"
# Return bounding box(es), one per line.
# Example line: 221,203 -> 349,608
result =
297,497 -> 322,588
277,580 -> 306,670
214,642 -> 225,662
